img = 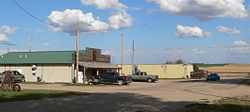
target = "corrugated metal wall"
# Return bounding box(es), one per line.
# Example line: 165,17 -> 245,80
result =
0,64 -> 73,83
121,64 -> 193,79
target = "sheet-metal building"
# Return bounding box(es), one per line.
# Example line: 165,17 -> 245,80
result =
120,64 -> 194,79
0,48 -> 119,83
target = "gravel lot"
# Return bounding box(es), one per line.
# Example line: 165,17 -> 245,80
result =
1,76 -> 250,112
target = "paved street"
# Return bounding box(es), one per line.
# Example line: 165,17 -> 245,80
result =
1,77 -> 250,112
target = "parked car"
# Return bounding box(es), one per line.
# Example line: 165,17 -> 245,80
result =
90,72 -> 132,85
130,72 -> 159,83
206,73 -> 220,81
0,70 -> 25,83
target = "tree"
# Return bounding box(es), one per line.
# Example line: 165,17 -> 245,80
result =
193,64 -> 200,71
175,59 -> 184,64
165,59 -> 185,64
165,61 -> 173,64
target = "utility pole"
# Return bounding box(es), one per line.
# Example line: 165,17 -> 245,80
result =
132,40 -> 135,74
28,34 -> 32,52
120,33 -> 124,74
75,22 -> 80,83
7,47 -> 10,53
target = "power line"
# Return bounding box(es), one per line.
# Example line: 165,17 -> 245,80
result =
12,0 -> 45,25
0,42 -> 16,46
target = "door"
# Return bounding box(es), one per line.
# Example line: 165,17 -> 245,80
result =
100,73 -> 114,83
132,72 -> 141,80
138,72 -> 147,80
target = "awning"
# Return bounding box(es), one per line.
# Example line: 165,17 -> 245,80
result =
79,62 -> 119,69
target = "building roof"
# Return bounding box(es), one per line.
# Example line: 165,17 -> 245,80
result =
0,51 -> 75,64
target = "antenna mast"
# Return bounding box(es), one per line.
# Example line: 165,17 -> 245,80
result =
75,21 -> 80,83
28,34 -> 32,52
132,40 -> 135,74
120,33 -> 125,74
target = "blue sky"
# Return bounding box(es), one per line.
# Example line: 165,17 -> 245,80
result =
1,0 -> 250,64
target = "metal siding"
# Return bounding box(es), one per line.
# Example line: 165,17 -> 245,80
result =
121,64 -> 193,79
0,65 -> 73,83
121,65 -> 132,75
42,65 -> 73,83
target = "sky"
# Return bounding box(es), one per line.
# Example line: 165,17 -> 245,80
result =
1,0 -> 250,64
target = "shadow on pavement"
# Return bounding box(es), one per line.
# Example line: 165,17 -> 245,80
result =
186,103 -> 250,112
0,92 -> 193,112
178,77 -> 250,86
0,92 -> 250,112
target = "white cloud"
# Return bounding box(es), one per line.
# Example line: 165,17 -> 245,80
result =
230,46 -> 250,54
148,0 -> 248,19
0,25 -> 16,42
80,0 -> 133,30
0,34 -> 8,42
80,0 -> 127,10
192,48 -> 206,54
233,40 -> 248,46
217,26 -> 240,34
101,49 -> 113,55
230,40 -> 250,54
108,11 -> 133,29
48,9 -> 110,35
176,25 -> 210,38
0,26 -> 16,34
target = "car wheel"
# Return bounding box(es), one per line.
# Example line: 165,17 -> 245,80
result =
88,82 -> 93,85
118,80 -> 123,85
12,84 -> 21,92
147,78 -> 153,83
84,81 -> 89,85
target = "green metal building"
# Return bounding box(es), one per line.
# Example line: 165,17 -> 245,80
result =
0,48 -> 118,83
0,51 -> 75,83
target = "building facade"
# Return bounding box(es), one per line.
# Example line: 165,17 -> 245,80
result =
0,48 -> 118,83
0,47 -> 194,83
0,51 -> 75,83
121,64 -> 194,79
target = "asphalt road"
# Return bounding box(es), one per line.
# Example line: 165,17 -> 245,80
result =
1,77 -> 250,112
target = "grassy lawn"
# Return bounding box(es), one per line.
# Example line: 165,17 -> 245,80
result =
0,90 -> 85,102
185,96 -> 250,112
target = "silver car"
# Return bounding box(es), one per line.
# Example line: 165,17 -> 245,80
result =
0,71 -> 25,83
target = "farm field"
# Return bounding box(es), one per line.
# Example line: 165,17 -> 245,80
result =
206,64 -> 250,76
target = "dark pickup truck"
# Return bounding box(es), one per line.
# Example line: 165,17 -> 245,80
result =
90,72 -> 132,85
130,72 -> 159,83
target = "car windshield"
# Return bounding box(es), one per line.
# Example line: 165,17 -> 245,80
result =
211,74 -> 218,76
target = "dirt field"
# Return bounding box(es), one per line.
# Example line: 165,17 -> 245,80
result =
1,76 -> 250,112
207,64 -> 250,75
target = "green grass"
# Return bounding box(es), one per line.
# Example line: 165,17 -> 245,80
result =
185,96 -> 250,112
0,90 -> 85,102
